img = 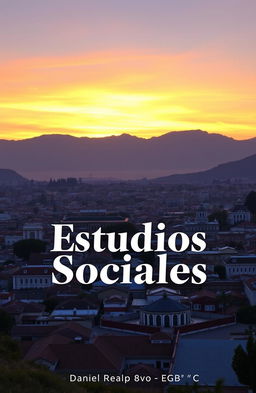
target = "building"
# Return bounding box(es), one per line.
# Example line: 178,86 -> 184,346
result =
140,296 -> 191,328
244,277 -> 256,305
190,290 -> 219,313
2,301 -> 45,324
50,298 -> 99,325
225,255 -> 256,279
61,212 -> 128,233
23,223 -> 44,240
172,338 -> 247,389
184,206 -> 219,242
24,333 -> 171,375
146,287 -> 185,303
228,204 -> 251,226
13,265 -> 53,289
103,295 -> 129,315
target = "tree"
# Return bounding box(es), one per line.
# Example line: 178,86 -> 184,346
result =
0,309 -> 14,334
0,335 -> 20,362
214,265 -> 226,279
43,297 -> 59,313
245,191 -> 256,221
13,239 -> 47,260
216,291 -> 232,312
208,210 -> 228,230
237,305 -> 256,324
232,335 -> 256,392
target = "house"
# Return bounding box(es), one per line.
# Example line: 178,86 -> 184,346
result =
2,301 -> 45,324
103,295 -> 129,315
190,290 -> 219,313
12,321 -> 91,342
96,285 -> 130,302
50,298 -> 100,327
146,287 -> 185,303
24,333 -> 171,375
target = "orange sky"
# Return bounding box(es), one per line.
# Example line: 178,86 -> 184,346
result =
0,1 -> 255,140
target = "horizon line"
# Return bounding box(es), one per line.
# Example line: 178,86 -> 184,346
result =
1,129 -> 256,142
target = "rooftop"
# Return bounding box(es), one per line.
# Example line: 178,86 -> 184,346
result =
143,297 -> 190,313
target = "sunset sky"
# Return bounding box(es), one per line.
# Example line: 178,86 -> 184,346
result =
0,0 -> 255,140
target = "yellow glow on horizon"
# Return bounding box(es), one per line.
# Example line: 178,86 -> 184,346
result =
0,50 -> 255,140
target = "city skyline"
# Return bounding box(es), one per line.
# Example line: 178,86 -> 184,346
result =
0,0 -> 255,140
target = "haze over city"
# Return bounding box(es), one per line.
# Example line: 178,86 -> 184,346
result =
0,0 -> 255,140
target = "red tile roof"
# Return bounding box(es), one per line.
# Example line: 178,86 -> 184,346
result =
23,333 -> 171,373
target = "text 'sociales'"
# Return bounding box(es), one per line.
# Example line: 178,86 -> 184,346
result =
51,223 -> 207,285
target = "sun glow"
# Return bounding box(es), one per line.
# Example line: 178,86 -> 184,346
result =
0,50 -> 255,140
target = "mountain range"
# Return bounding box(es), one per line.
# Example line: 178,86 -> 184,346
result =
0,130 -> 256,180
154,153 -> 256,184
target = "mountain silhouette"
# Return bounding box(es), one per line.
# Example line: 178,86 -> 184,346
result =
0,169 -> 27,185
154,154 -> 256,184
0,130 -> 256,179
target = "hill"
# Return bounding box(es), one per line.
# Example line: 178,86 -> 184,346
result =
154,154 -> 256,184
0,169 -> 27,185
0,130 -> 256,179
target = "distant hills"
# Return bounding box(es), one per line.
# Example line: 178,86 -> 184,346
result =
0,130 -> 256,179
0,169 -> 27,185
154,154 -> 256,184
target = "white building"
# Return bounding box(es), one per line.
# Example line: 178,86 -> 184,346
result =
184,207 -> 219,240
50,299 -> 99,320
146,287 -> 186,303
13,265 -> 52,289
141,296 -> 191,328
228,204 -> 251,226
225,255 -> 256,279
23,223 -> 44,240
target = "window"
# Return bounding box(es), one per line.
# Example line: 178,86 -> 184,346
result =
164,315 -> 170,328
205,305 -> 215,312
29,231 -> 35,239
156,315 -> 161,327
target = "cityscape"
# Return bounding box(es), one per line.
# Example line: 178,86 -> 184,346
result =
1,0 -> 256,392
0,174 -> 256,392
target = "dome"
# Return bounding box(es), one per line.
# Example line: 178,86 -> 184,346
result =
143,297 -> 189,313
